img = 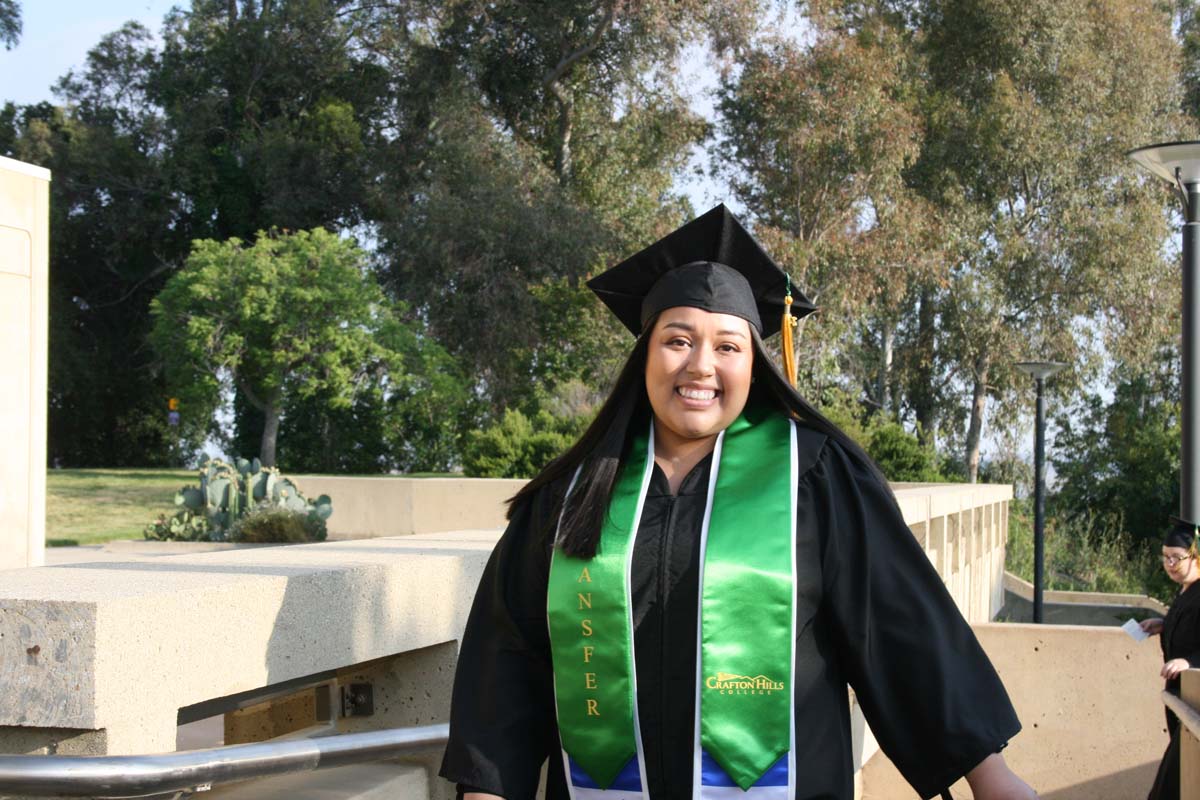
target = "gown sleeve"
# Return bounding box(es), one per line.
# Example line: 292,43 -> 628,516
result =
802,437 -> 1022,799
1169,594 -> 1200,669
438,485 -> 563,798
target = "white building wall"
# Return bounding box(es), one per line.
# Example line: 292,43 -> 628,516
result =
0,155 -> 50,569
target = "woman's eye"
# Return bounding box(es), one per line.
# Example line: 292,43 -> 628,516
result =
718,343 -> 740,353
667,337 -> 690,347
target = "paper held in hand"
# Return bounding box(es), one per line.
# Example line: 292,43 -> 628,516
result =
1122,618 -> 1149,642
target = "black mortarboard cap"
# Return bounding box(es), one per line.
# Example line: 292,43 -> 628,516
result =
1165,515 -> 1200,549
588,204 -> 816,337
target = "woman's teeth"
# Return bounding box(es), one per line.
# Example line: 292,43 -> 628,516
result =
678,387 -> 716,401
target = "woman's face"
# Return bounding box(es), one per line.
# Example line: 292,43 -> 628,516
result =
644,306 -> 754,454
1162,546 -> 1199,585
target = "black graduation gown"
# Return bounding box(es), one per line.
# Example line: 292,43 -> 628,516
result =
440,425 -> 1021,800
1148,582 -> 1200,800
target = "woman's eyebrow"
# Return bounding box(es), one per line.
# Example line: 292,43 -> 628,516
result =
661,321 -> 747,339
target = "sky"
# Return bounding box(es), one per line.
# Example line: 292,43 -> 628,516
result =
0,1 -> 180,106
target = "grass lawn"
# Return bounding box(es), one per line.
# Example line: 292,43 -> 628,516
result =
46,468 -> 195,546
44,468 -> 462,546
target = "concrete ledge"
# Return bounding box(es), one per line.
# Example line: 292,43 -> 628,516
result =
0,530 -> 503,754
290,476 -> 526,539
1002,571 -> 1169,614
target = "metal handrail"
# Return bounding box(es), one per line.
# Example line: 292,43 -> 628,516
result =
0,723 -> 449,798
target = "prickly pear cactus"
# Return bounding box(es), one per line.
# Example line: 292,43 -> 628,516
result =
146,457 -> 333,542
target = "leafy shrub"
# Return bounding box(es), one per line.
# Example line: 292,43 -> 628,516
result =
462,409 -> 584,478
1006,499 -> 1174,604
866,422 -> 948,482
228,506 -> 327,543
816,390 -> 951,482
1051,368 -> 1180,548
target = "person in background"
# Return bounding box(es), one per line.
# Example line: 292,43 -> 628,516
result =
1141,517 -> 1200,800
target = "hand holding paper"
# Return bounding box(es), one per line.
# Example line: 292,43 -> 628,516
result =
1122,618 -> 1150,641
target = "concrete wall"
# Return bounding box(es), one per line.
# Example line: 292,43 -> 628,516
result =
290,476 -> 526,539
861,623 -> 1170,799
0,531 -> 499,756
0,156 -> 49,571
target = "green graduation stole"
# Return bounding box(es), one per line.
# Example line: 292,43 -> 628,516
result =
547,408 -> 797,798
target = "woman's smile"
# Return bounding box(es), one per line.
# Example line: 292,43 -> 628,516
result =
675,384 -> 720,405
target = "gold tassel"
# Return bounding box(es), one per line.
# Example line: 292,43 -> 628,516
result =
782,279 -> 798,389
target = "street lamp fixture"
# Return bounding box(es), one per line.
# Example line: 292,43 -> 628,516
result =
1128,141 -> 1200,531
1014,361 -> 1066,624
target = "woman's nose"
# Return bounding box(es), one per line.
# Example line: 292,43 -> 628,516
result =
687,347 -> 715,375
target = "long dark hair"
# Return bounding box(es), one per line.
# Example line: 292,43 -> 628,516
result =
508,320 -> 886,558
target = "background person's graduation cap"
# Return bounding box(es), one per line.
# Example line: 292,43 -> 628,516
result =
587,203 -> 816,385
1165,514 -> 1200,550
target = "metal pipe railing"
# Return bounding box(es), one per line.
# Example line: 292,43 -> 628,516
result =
0,723 -> 449,798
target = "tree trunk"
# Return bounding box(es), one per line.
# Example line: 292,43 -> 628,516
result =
878,321 -> 895,415
964,352 -> 991,484
912,286 -> 937,446
552,89 -> 573,184
260,398 -> 281,467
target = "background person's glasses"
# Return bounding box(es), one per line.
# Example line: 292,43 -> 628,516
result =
1162,554 -> 1195,567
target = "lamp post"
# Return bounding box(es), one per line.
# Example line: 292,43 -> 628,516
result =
1014,362 -> 1066,624
1128,142 -> 1200,531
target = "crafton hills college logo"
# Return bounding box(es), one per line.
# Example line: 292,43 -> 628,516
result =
704,671 -> 786,695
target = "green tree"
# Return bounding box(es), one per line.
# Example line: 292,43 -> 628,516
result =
0,0 -> 19,49
4,29 -> 204,465
150,228 -> 406,467
867,422 -> 948,482
377,90 -> 614,411
1051,356 -> 1181,548
724,0 -> 1182,481
6,2 -> 395,465
372,0 -> 758,414
279,317 -> 482,474
151,0 -> 390,238
438,0 -> 759,185
911,0 -> 1182,481
715,18 -> 948,426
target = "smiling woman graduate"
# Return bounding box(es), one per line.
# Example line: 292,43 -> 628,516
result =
439,205 -> 1036,800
